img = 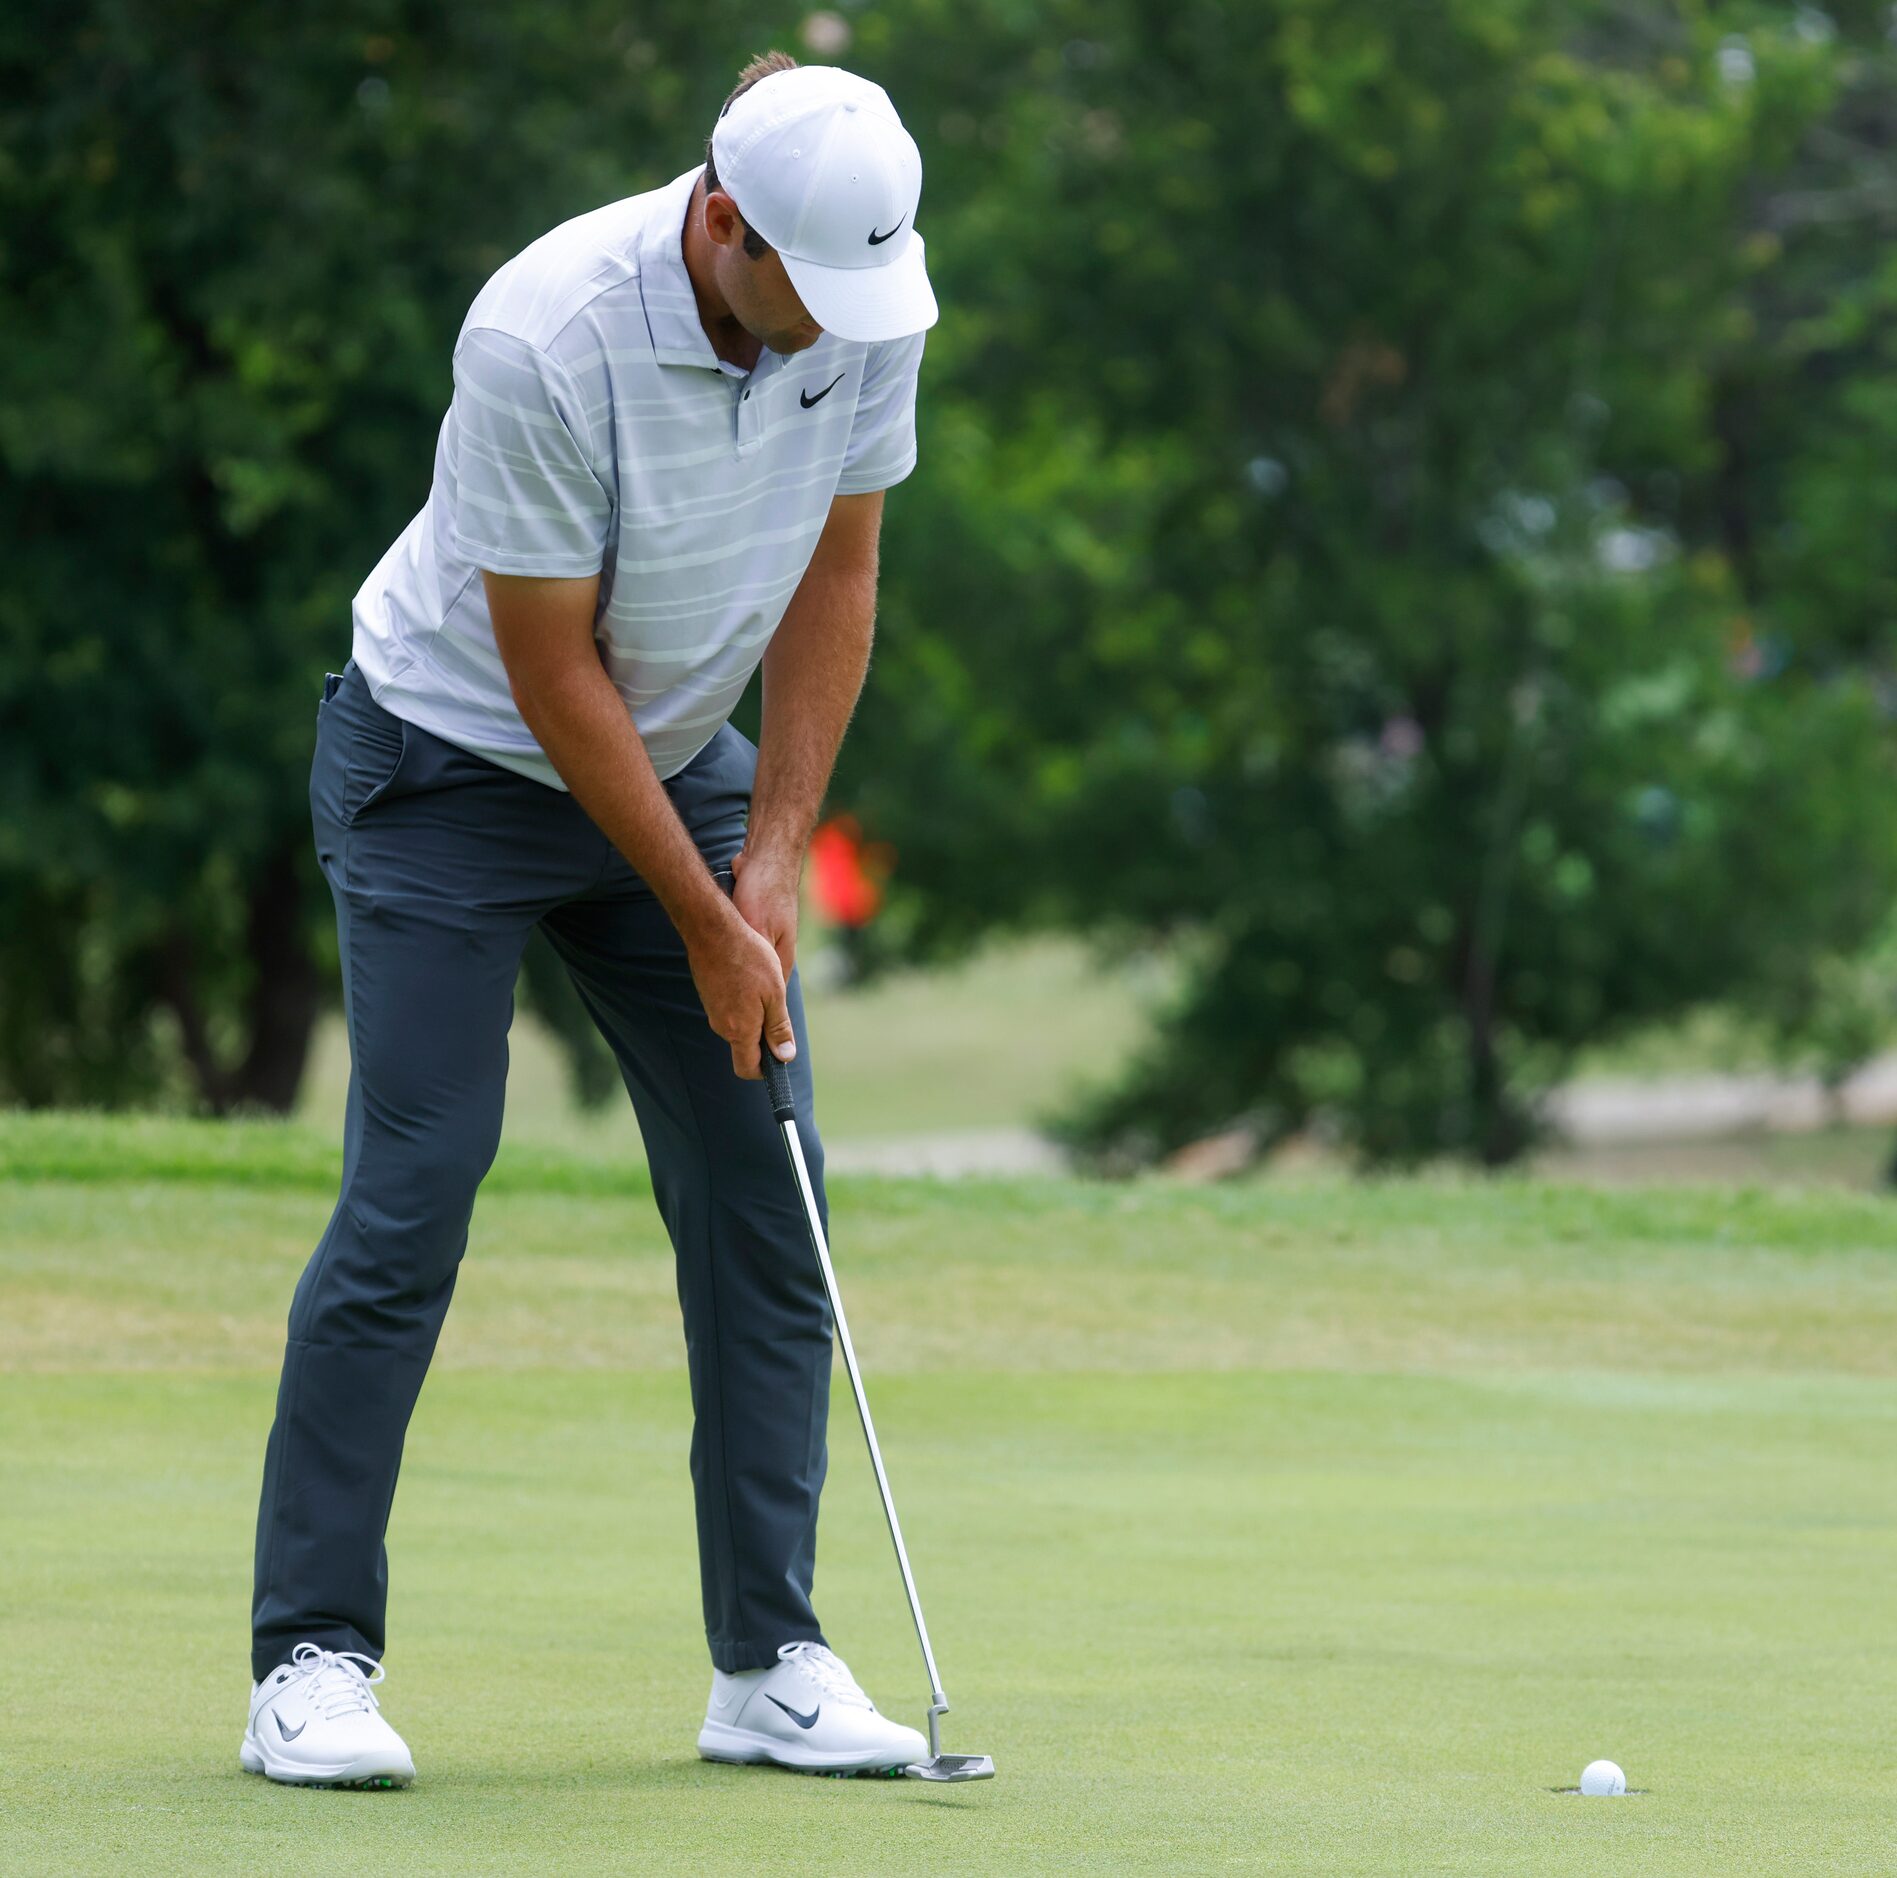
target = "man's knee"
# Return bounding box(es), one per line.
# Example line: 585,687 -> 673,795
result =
357,1113 -> 503,1235
659,1112 -> 830,1317
711,1105 -> 823,1212
292,1116 -> 503,1344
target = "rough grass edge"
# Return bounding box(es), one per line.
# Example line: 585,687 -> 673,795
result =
5,1111 -> 1897,1260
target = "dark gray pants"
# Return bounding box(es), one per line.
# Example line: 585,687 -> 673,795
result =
251,661 -> 832,1681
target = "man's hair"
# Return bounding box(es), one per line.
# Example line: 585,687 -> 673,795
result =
703,51 -> 799,261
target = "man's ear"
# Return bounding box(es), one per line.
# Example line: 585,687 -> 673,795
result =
703,189 -> 743,249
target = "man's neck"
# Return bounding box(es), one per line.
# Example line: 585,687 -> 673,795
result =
679,175 -> 761,372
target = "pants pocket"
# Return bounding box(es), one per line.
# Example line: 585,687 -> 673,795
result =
340,704 -> 410,828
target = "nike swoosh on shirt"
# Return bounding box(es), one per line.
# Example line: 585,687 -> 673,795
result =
801,373 -> 846,409
766,1695 -> 821,1730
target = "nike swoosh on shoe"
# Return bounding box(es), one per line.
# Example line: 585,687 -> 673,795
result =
766,1695 -> 821,1730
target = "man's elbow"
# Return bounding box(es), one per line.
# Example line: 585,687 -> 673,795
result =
505,671 -> 538,727
502,657 -> 575,736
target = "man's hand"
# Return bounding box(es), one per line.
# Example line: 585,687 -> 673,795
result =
730,843 -> 801,983
684,895 -> 797,1082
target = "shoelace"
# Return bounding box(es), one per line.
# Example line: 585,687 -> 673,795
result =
776,1640 -> 873,1711
284,1641 -> 386,1721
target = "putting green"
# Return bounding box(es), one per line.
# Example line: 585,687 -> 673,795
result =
1,1114 -> 1892,1874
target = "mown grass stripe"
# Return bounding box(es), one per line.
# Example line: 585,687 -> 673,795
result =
0,1111 -> 653,1198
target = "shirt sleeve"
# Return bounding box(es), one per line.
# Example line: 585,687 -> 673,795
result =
836,331 -> 925,496
449,327 -> 614,576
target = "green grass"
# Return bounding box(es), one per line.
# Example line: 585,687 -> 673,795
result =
3,1112 -> 1894,1874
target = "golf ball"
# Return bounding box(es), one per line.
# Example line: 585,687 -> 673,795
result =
1579,1759 -> 1627,1796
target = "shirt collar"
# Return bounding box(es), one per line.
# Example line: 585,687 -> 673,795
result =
637,167 -> 730,372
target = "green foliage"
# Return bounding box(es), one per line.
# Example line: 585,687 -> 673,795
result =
2,2 -> 1892,1164
836,0 -> 1897,1164
0,2 -> 797,1108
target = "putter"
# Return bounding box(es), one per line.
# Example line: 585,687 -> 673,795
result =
762,1046 -> 995,1783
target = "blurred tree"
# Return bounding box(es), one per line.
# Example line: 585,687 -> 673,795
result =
831,0 -> 1897,1166
3,0 -> 1892,1166
1701,4 -> 1897,1175
0,2 -> 793,1109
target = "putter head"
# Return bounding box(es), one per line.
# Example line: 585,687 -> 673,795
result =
904,1752 -> 995,1782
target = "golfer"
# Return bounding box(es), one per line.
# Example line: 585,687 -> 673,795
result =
242,55 -> 937,1787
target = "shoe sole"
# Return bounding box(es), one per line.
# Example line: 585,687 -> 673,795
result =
697,1718 -> 918,1775
240,1732 -> 414,1789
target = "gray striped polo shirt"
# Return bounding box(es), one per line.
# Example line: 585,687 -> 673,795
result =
349,164 -> 925,786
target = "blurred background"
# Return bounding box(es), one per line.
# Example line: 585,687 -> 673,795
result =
5,0 -> 1895,1188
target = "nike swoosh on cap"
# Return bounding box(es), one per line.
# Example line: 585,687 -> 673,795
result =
766,1695 -> 821,1730
867,216 -> 905,246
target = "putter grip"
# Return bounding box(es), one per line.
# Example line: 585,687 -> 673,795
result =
762,1049 -> 797,1123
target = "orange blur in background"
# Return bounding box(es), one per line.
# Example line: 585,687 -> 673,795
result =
808,815 -> 895,928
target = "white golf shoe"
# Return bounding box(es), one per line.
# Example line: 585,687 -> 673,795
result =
239,1642 -> 416,1788
697,1640 -> 928,1774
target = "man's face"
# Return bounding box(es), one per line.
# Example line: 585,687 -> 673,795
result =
705,190 -> 824,356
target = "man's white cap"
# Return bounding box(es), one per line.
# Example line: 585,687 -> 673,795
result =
710,65 -> 938,344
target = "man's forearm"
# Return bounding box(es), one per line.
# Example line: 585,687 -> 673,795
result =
508,657 -> 736,946
750,553 -> 878,869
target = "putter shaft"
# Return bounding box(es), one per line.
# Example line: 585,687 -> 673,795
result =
773,1109 -> 947,1722
762,1051 -> 992,1779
